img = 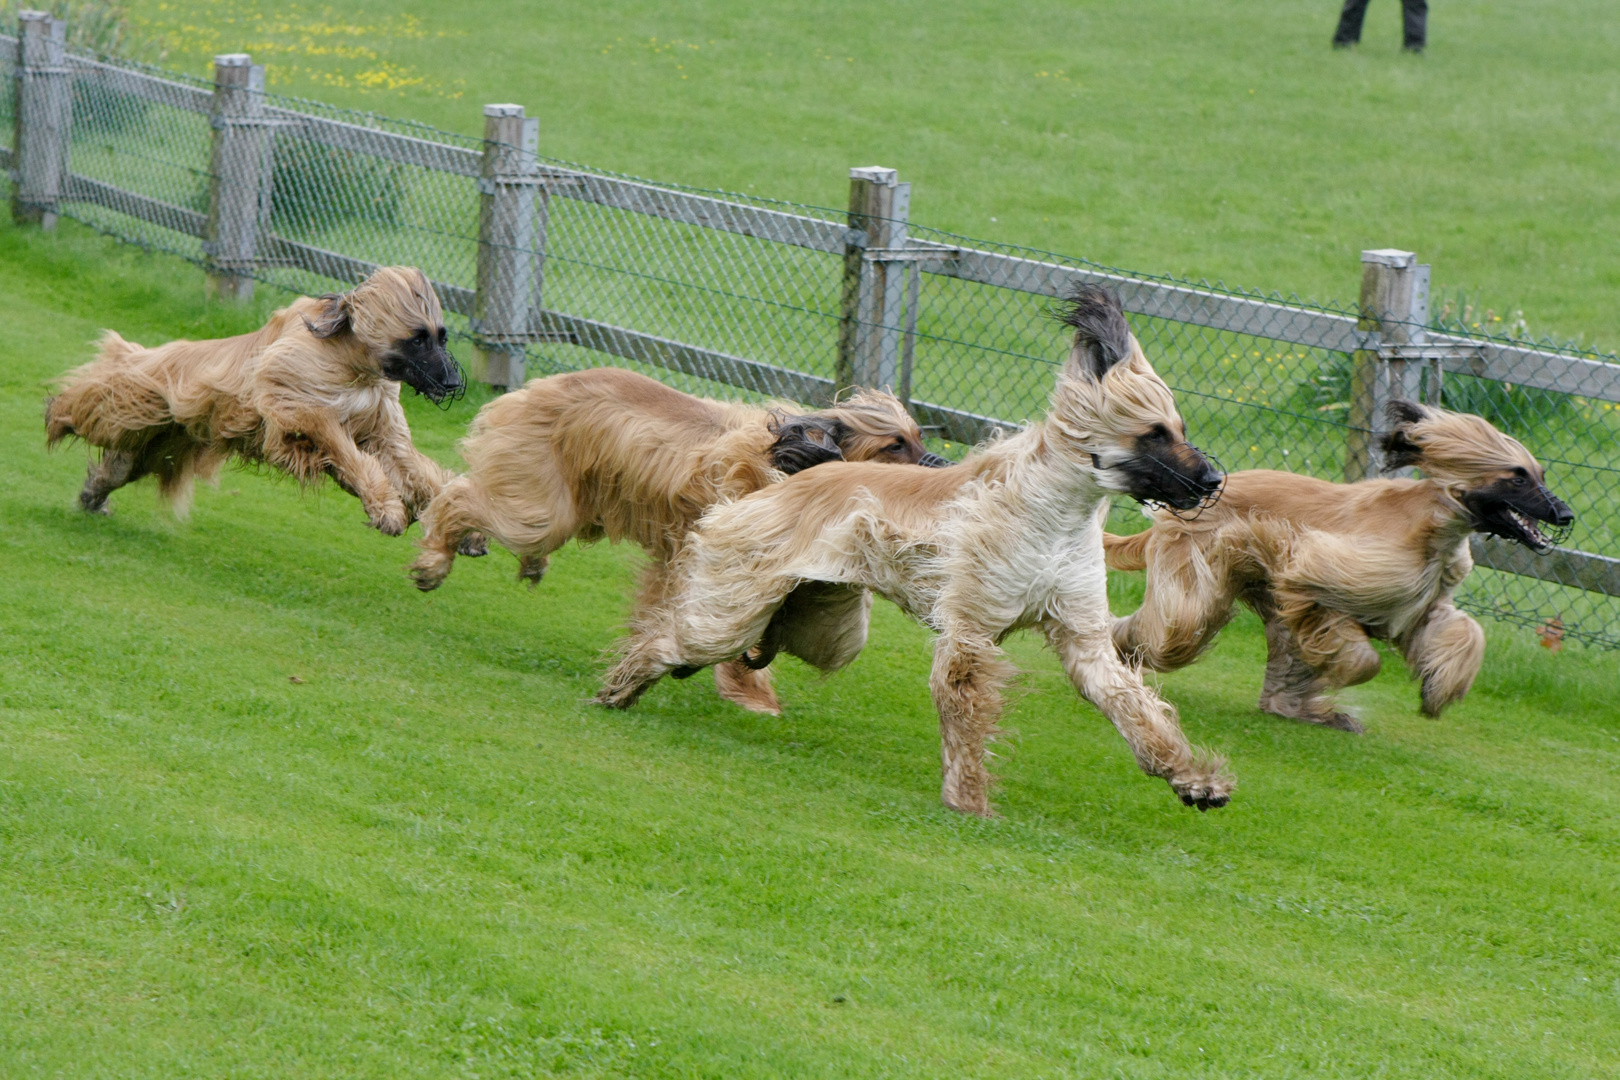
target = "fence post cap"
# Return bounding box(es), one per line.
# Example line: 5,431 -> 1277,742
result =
849,166 -> 898,185
214,53 -> 254,67
484,103 -> 526,118
1361,248 -> 1417,268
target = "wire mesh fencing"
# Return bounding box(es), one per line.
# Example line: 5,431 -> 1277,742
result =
3,30 -> 1616,648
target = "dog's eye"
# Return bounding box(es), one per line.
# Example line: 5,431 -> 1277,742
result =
887,440 -> 907,453
1512,475 -> 1527,487
1145,424 -> 1172,445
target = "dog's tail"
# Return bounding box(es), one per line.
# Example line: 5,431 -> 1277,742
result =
1103,529 -> 1152,571
45,331 -> 169,449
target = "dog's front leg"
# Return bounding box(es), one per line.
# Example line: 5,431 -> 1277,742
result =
1398,599 -> 1485,718
1045,621 -> 1233,811
279,416 -> 409,535
379,436 -> 456,522
929,630 -> 1016,816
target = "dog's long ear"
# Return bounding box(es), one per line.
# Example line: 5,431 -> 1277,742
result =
1378,398 -> 1429,470
1055,284 -> 1133,380
303,292 -> 352,339
767,414 -> 846,475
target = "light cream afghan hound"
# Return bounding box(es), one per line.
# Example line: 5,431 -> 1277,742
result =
45,266 -> 465,535
1106,399 -> 1574,732
409,366 -> 949,714
595,286 -> 1232,816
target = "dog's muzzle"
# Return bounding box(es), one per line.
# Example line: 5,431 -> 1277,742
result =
918,452 -> 954,468
406,355 -> 468,408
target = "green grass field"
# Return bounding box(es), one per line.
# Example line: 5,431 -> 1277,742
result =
4,217 -> 1620,1077
119,0 -> 1620,348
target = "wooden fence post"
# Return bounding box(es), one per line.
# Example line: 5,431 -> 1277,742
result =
204,53 -> 272,302
836,166 -> 910,398
1344,248 -> 1430,481
473,103 -> 544,391
11,10 -> 71,229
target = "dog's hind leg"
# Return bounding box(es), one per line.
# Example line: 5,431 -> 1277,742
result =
1399,600 -> 1485,717
1256,612 -> 1363,733
79,450 -> 140,514
598,562 -> 795,711
714,661 -> 782,715
1258,598 -> 1375,733
930,629 -> 1016,816
1046,620 -> 1233,811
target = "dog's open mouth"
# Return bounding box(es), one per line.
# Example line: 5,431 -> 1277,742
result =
1482,506 -> 1569,553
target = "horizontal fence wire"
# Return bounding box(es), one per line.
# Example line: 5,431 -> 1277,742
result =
3,40 -> 1616,647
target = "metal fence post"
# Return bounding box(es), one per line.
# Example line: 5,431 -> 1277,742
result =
11,10 -> 70,229
1344,248 -> 1430,480
473,103 -> 544,391
204,54 -> 271,303
836,166 -> 910,397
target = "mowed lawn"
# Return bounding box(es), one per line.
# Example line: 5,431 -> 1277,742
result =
125,0 -> 1620,346
2,222 -> 1620,1078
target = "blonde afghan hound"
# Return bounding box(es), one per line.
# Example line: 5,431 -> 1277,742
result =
596,286 -> 1232,816
409,366 -> 949,714
45,266 -> 465,536
1106,399 -> 1574,732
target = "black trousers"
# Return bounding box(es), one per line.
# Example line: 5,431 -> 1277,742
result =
1333,0 -> 1428,49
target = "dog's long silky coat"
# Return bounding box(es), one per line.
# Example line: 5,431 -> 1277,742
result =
410,366 -> 947,715
45,266 -> 464,535
596,287 -> 1231,816
1106,400 -> 1574,731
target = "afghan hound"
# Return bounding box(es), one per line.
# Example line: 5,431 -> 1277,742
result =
595,286 -> 1232,816
409,366 -> 950,714
1105,399 -> 1574,732
45,266 -> 465,536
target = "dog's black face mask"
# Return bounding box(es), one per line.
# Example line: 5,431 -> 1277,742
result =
1111,424 -> 1224,512
383,325 -> 466,406
768,415 -> 846,475
1463,468 -> 1574,552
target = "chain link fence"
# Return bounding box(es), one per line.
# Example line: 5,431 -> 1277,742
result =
3,27 -> 1616,648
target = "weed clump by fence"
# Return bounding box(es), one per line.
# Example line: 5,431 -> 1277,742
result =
2,14 -> 1617,646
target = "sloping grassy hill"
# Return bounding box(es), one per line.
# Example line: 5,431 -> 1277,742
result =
2,221 -> 1618,1077
125,0 -> 1620,346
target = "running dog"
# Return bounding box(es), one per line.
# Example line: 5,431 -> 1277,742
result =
1105,399 -> 1574,732
45,266 -> 464,534
595,286 -> 1231,816
409,366 -> 949,714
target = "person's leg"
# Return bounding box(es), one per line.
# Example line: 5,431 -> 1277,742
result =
1402,0 -> 1428,51
1333,0 -> 1372,47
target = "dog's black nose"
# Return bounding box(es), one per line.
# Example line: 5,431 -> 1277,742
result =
917,452 -> 954,468
1549,497 -> 1574,528
1196,463 -> 1224,495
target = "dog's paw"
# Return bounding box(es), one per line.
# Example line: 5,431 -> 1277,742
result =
457,532 -> 489,557
408,556 -> 450,592
1168,757 -> 1234,812
593,682 -> 647,710
1318,711 -> 1366,734
369,503 -> 409,536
